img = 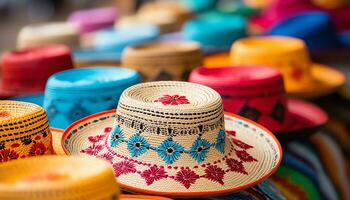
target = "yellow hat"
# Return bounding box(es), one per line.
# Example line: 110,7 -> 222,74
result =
0,155 -> 119,200
204,36 -> 345,99
0,100 -> 53,163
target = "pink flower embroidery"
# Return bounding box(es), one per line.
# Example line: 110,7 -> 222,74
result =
226,130 -> 236,136
235,150 -> 257,162
141,166 -> 167,185
154,95 -> 190,106
28,142 -> 47,156
204,165 -> 225,185
0,149 -> 19,162
232,138 -> 253,150
113,161 -> 136,177
226,158 -> 248,175
80,144 -> 104,156
104,127 -> 113,133
88,135 -> 105,143
97,152 -> 114,163
174,168 -> 200,189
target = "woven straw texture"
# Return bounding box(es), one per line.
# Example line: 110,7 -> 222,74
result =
122,42 -> 203,81
63,81 -> 282,197
0,101 -> 53,163
120,194 -> 172,200
0,155 -> 119,200
17,22 -> 79,49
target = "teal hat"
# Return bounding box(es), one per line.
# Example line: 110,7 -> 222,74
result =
180,0 -> 217,12
183,14 -> 247,53
43,67 -> 140,129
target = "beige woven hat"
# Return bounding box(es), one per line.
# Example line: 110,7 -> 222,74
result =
0,155 -> 120,200
0,100 -> 53,163
62,81 -> 282,198
122,42 -> 203,81
17,22 -> 79,49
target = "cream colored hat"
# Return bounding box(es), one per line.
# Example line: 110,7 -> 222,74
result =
62,81 -> 282,198
0,155 -> 120,200
17,22 -> 79,49
122,42 -> 203,81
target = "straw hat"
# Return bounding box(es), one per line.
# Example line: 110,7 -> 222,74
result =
120,195 -> 172,200
62,81 -> 282,197
122,42 -> 202,82
68,7 -> 118,34
0,45 -> 74,98
204,36 -> 345,99
189,66 -> 328,140
0,101 -> 53,163
43,67 -> 140,129
17,22 -> 79,49
0,155 -> 120,200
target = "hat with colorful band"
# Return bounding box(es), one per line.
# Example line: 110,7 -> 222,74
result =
62,81 -> 282,198
0,45 -> 74,98
204,36 -> 345,99
16,22 -> 79,49
189,66 -> 328,140
0,155 -> 120,200
0,101 -> 53,163
68,7 -> 118,34
122,41 -> 203,81
43,67 -> 140,129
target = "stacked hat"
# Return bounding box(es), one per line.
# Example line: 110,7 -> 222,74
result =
43,67 -> 140,129
73,26 -> 159,67
68,7 -> 118,34
122,41 -> 202,81
0,45 -> 74,98
0,156 -> 120,200
62,81 -> 282,198
204,36 -> 345,99
17,22 -> 79,49
183,14 -> 247,53
189,66 -> 328,140
0,101 -> 53,163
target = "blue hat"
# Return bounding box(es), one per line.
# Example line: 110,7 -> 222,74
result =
269,11 -> 350,51
74,26 -> 160,62
183,14 -> 246,54
43,67 -> 140,129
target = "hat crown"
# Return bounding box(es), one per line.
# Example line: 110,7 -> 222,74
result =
109,81 -> 229,166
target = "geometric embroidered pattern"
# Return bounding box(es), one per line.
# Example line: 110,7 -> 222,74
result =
271,102 -> 285,123
109,126 -> 226,164
238,105 -> 261,122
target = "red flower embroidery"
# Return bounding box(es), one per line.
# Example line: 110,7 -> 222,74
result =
225,130 -> 236,136
28,142 -> 47,156
232,138 -> 253,150
291,68 -> 303,80
226,158 -> 248,175
204,165 -> 225,185
104,127 -> 113,133
0,149 -> 19,162
80,144 -> 104,156
113,161 -> 136,177
97,152 -> 114,163
174,168 -> 200,189
154,95 -> 190,106
235,149 -> 257,162
141,166 -> 167,185
88,135 -> 105,143
10,143 -> 20,148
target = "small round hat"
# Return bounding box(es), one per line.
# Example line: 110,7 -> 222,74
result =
0,101 -> 53,163
122,41 -> 203,81
43,67 -> 140,129
17,22 -> 79,49
62,81 -> 282,198
0,155 -> 120,200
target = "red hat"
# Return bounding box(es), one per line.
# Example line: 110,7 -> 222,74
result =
1,44 -> 73,98
189,66 -> 328,140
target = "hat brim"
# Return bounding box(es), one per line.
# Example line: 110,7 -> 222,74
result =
51,128 -> 66,155
204,53 -> 346,99
61,110 -> 282,198
120,194 -> 173,200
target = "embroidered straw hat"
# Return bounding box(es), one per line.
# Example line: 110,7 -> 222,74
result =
0,45 -> 74,98
122,41 -> 203,81
0,101 -> 53,163
43,67 -> 140,129
0,155 -> 120,200
189,66 -> 328,140
204,36 -> 345,99
62,81 -> 282,197
17,22 -> 79,49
